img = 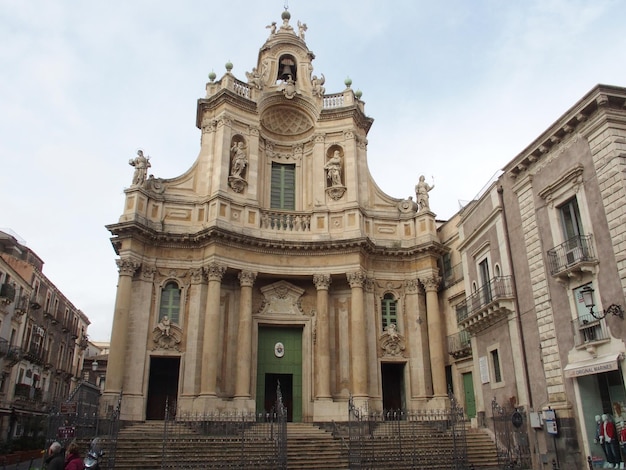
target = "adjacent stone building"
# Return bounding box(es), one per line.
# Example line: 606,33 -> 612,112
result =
440,85 -> 626,467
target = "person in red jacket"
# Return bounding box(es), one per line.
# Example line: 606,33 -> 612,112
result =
64,440 -> 83,470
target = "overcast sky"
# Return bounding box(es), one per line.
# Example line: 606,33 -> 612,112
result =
2,0 -> 626,342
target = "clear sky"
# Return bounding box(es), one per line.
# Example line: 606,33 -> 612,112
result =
2,0 -> 625,342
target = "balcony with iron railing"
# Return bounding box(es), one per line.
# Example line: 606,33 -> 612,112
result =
447,330 -> 472,360
456,276 -> 515,334
572,313 -> 610,348
23,343 -> 48,365
547,234 -> 598,278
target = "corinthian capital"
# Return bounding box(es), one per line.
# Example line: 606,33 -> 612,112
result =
420,277 -> 442,292
313,274 -> 331,290
205,263 -> 226,281
346,270 -> 365,288
116,258 -> 141,276
238,270 -> 257,287
404,278 -> 419,294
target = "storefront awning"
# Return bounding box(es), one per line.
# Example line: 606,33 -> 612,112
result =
564,353 -> 624,378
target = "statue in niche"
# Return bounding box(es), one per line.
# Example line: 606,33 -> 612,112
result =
415,175 -> 435,211
129,149 -> 151,186
311,74 -> 325,97
230,141 -> 248,178
324,150 -> 343,187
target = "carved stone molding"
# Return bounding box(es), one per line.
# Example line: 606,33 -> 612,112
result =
379,323 -> 406,357
152,323 -> 182,351
228,176 -> 248,193
238,270 -> 257,287
141,265 -> 157,282
257,280 -> 306,316
189,268 -> 205,284
116,258 -> 141,277
404,279 -> 419,294
364,278 -> 375,293
347,271 -> 366,288
205,263 -> 226,281
313,273 -> 331,290
326,186 -> 346,200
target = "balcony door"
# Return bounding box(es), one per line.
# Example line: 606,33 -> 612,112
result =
560,198 -> 584,262
479,258 -> 492,306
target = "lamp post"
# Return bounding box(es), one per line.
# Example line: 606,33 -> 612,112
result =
580,285 -> 624,320
91,360 -> 98,384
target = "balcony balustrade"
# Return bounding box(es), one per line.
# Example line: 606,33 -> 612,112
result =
447,330 -> 472,360
457,276 -> 515,334
547,234 -> 597,277
572,313 -> 610,347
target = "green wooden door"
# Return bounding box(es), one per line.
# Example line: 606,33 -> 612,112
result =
463,372 -> 476,418
256,327 -> 302,422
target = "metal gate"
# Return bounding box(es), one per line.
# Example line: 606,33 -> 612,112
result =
348,392 -> 468,469
160,382 -> 287,469
46,385 -> 121,469
491,398 -> 532,469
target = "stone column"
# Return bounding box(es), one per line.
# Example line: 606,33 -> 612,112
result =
422,276 -> 446,397
313,274 -> 332,399
234,270 -> 257,399
347,270 -> 368,398
105,258 -> 140,395
182,268 -> 206,396
405,278 -> 428,398
201,262 -> 226,396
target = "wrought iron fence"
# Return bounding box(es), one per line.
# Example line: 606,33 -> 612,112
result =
45,384 -> 121,470
160,383 -> 287,469
491,398 -> 532,469
348,393 -> 468,469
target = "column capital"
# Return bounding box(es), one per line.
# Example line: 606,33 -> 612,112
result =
347,270 -> 366,288
141,265 -> 156,282
238,270 -> 257,287
313,273 -> 331,290
364,277 -> 375,293
404,278 -> 420,294
116,258 -> 141,277
420,276 -> 441,292
189,268 -> 205,284
205,263 -> 226,281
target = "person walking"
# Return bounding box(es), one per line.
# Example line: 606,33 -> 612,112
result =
43,441 -> 65,470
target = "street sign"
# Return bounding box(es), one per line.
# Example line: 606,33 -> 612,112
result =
57,426 -> 75,439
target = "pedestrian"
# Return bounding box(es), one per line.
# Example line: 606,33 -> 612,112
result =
43,441 -> 65,470
64,440 -> 83,470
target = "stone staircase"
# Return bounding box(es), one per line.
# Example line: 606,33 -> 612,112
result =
104,420 -> 498,469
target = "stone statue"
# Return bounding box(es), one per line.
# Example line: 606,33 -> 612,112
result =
157,315 -> 171,337
245,67 -> 264,89
415,175 -> 434,211
297,20 -> 307,39
129,150 -> 151,186
324,150 -> 343,187
266,22 -> 277,35
311,74 -> 325,97
230,141 -> 247,178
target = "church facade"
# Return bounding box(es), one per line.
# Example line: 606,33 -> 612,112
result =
105,10 -> 447,423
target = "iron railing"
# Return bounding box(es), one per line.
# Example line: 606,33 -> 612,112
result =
447,329 -> 472,359
547,234 -> 596,275
348,393 -> 468,469
491,398 -> 532,469
457,276 -> 514,323
161,383 -> 287,469
572,313 -> 610,347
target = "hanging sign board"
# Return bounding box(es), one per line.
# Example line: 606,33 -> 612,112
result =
544,409 -> 558,435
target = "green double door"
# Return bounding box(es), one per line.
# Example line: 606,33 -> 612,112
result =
256,327 -> 303,422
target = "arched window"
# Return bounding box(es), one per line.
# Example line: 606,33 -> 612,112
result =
381,293 -> 397,330
159,281 -> 181,324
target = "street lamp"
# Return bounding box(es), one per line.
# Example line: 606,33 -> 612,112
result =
91,360 -> 98,372
580,285 -> 624,320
